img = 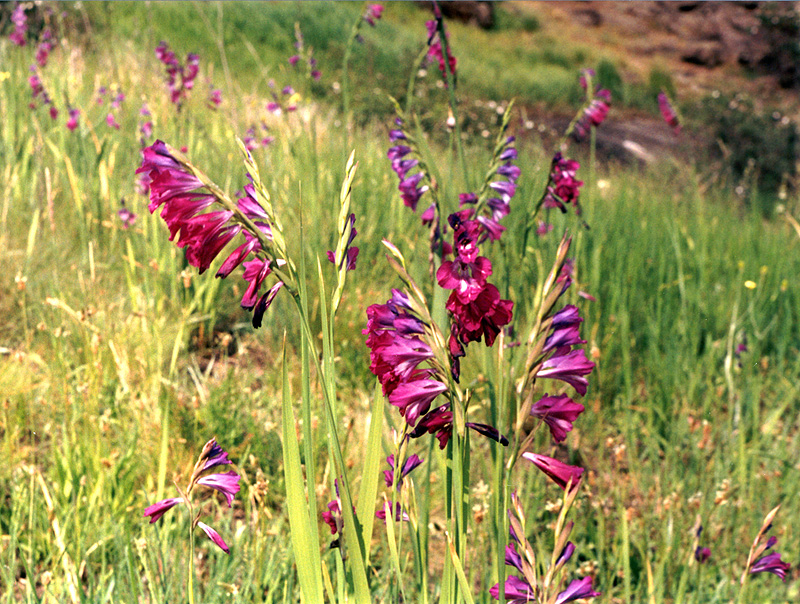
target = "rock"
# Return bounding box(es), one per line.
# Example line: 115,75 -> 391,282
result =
682,43 -> 724,67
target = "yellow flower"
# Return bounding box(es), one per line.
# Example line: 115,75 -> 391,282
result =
0,72 -> 10,83
744,280 -> 757,290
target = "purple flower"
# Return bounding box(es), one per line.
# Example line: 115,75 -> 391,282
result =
106,113 -> 120,130
9,4 -> 27,46
364,4 -> 384,26
383,454 -> 423,488
425,19 -> 456,84
66,108 -> 80,132
490,575 -> 536,603
543,153 -> 583,213
288,55 -> 300,66
695,546 -> 711,563
658,91 -> 680,135
198,438 -> 232,471
196,470 -> 241,507
555,576 -> 601,603
375,501 -> 409,522
536,221 -> 553,237
409,403 -> 509,450
750,551 -> 791,582
537,349 -> 595,396
530,394 -> 585,443
327,213 -> 359,271
573,89 -> 611,141
522,452 -> 583,491
35,29 -> 55,68
197,521 -> 230,554
143,497 -> 184,523
118,204 -> 137,229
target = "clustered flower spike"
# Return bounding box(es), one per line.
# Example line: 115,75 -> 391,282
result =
266,80 -> 300,115
244,124 -> 275,151
573,88 -> 611,142
35,29 -> 55,68
155,41 -> 201,109
28,68 -> 57,119
364,289 -> 447,426
743,512 -> 792,584
492,492 -> 600,603
425,18 -> 457,84
460,135 -> 520,242
137,141 -> 285,328
658,91 -> 681,135
543,153 -> 583,214
9,3 -> 27,46
143,438 -> 240,554
326,213 -> 359,271
208,88 -> 222,109
387,117 -> 430,213
437,210 -> 513,377
288,26 -> 321,81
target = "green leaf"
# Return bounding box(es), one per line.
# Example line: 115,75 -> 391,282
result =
281,339 -> 324,603
356,381 -> 385,567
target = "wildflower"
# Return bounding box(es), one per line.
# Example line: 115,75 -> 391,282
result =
364,4 -> 384,26
383,454 -> 423,488
543,153 -> 583,214
530,393 -> 585,443
9,4 -> 27,46
196,522 -> 230,554
118,202 -> 137,229
156,41 -> 200,109
364,290 -> 448,425
66,108 -> 80,132
490,575 -> 536,603
573,89 -> 611,141
438,212 -> 513,352
536,349 -> 594,396
143,497 -> 184,524
208,88 -> 222,109
106,113 -> 120,129
137,142 -> 286,329
288,55 -> 300,66
536,221 -> 553,237
35,29 -> 55,67
750,551 -> 791,582
658,91 -> 680,135
409,403 -> 508,449
522,453 -> 583,491
326,213 -> 359,271
555,577 -> 601,603
111,92 -> 125,110
425,19 -> 457,83
195,470 -> 241,507
375,501 -> 409,522
143,438 -> 239,554
387,118 -> 430,213
695,546 -> 712,563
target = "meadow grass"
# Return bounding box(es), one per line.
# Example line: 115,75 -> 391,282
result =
1,2 -> 798,603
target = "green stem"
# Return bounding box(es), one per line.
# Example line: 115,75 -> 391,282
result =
432,3 -> 469,190
341,15 -> 362,159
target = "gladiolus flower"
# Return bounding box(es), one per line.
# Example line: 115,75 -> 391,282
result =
658,91 -> 680,135
197,521 -> 230,554
143,497 -> 184,524
522,452 -> 583,491
555,576 -> 601,603
196,470 -> 241,507
364,4 -> 384,26
530,394 -> 585,443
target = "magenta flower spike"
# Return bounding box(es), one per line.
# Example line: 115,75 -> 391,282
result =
196,470 -> 240,507
10,4 -> 27,46
118,204 -> 137,229
658,91 -> 681,135
555,576 -> 601,603
199,438 -> 233,471
530,394 -> 585,443
695,546 -> 711,563
196,521 -> 230,554
143,497 -> 184,524
522,452 -> 584,491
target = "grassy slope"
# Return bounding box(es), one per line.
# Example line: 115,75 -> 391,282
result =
0,2 -> 798,602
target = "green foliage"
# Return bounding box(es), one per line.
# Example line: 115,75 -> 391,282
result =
691,91 -> 799,204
